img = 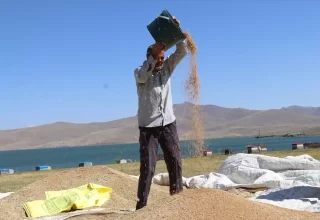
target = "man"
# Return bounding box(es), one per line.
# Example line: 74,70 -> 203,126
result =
134,16 -> 188,210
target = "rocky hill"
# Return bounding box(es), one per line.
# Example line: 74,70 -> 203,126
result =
1,102 -> 320,151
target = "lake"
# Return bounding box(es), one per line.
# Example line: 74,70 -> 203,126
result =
1,136 -> 320,172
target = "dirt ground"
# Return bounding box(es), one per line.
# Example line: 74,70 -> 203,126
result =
0,166 -> 319,220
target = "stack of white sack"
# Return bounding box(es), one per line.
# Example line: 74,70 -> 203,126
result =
152,153 -> 320,213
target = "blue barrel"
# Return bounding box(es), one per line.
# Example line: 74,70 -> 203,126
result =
147,10 -> 186,51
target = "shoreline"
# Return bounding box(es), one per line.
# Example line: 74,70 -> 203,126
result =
1,148 -> 320,193
1,134 -> 319,152
2,136 -> 320,174
1,148 -> 320,175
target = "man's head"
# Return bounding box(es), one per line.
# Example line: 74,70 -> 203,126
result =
147,45 -> 165,72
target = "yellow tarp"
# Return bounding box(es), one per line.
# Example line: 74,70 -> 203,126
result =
23,183 -> 112,218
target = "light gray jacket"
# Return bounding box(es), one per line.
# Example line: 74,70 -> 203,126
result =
134,40 -> 188,128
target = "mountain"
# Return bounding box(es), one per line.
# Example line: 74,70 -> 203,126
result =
282,105 -> 320,117
1,103 -> 320,151
225,109 -> 320,127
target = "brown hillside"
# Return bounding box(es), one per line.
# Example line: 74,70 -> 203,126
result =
225,109 -> 320,127
1,103 -> 320,151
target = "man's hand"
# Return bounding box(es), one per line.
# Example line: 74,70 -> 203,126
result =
172,16 -> 180,27
151,42 -> 166,59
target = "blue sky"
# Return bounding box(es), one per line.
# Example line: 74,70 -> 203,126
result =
1,0 -> 319,129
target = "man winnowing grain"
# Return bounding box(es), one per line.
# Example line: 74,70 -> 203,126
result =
134,16 -> 188,210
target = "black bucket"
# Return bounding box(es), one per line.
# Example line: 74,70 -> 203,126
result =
147,10 -> 186,51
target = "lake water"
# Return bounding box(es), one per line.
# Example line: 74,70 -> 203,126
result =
1,136 -> 320,173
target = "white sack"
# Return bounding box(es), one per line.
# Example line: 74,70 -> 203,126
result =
185,172 -> 240,190
257,154 -> 320,171
279,170 -> 320,187
153,173 -> 170,185
218,153 -> 275,185
153,173 -> 186,186
0,192 -> 14,200
151,153 -> 320,213
217,153 -> 320,188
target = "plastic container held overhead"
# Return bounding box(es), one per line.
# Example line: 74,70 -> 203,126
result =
147,10 -> 186,51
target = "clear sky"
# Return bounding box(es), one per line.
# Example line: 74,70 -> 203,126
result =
1,0 -> 319,129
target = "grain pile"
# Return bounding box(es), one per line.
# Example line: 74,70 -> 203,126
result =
184,32 -> 205,157
0,166 -> 169,220
117,189 -> 319,220
75,189 -> 320,220
1,168 -> 320,220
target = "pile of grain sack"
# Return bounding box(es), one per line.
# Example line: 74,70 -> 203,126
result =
152,153 -> 320,213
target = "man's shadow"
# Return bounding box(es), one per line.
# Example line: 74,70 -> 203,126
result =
256,186 -> 320,203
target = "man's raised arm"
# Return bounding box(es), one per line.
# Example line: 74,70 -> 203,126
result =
134,56 -> 157,84
163,40 -> 188,75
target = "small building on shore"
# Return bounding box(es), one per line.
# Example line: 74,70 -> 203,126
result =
203,149 -> 213,156
0,168 -> 14,175
303,142 -> 320,149
292,142 -> 305,150
247,145 -> 267,154
79,162 -> 93,167
35,165 -> 51,171
119,159 -> 133,164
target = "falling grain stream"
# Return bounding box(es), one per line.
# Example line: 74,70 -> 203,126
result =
184,32 -> 205,157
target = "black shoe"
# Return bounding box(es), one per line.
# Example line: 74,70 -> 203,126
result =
170,188 -> 183,196
136,202 -> 146,210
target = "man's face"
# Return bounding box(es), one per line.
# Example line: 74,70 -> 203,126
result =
154,50 -> 165,71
